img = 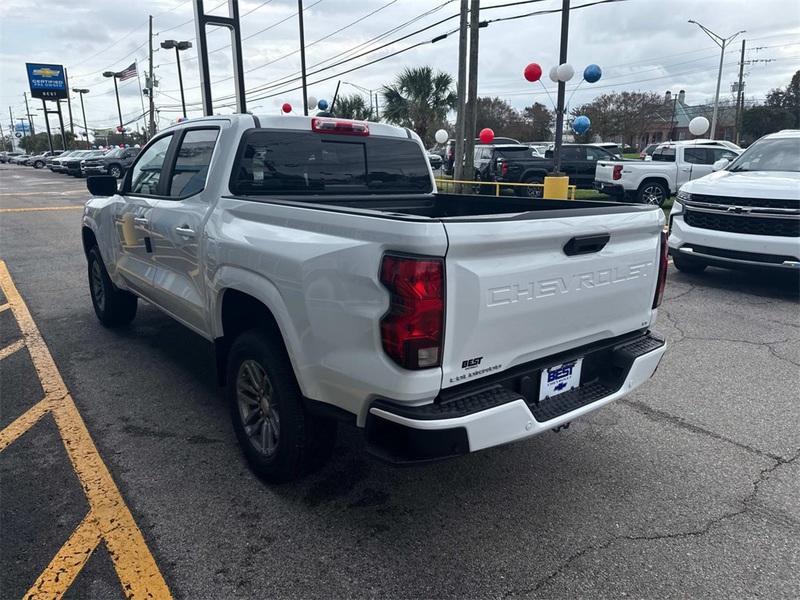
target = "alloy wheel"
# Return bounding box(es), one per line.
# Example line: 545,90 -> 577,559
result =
236,359 -> 280,458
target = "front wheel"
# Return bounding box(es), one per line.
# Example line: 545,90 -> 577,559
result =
108,165 -> 123,179
87,246 -> 137,327
34,161 -> 44,169
637,181 -> 669,206
227,330 -> 336,483
673,252 -> 707,274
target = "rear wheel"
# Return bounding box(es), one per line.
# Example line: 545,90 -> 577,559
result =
34,160 -> 44,169
516,176 -> 543,198
637,181 -> 669,206
87,246 -> 138,327
227,330 -> 336,483
673,252 -> 707,274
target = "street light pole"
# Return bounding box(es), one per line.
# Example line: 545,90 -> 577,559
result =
161,40 -> 193,118
103,71 -> 125,145
688,20 -> 744,140
73,89 -> 90,148
298,0 -> 309,116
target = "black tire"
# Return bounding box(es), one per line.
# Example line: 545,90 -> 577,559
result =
34,160 -> 44,169
516,176 -> 543,198
673,252 -> 707,274
637,180 -> 669,207
108,164 -> 123,179
226,330 -> 336,483
87,246 -> 138,327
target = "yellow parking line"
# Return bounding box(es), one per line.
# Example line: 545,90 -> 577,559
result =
0,303 -> 10,312
0,206 -> 83,214
25,513 -> 103,600
0,338 -> 25,360
0,260 -> 172,599
0,397 -> 51,452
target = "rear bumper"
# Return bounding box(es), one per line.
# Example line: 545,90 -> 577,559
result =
594,181 -> 624,195
366,331 -> 666,463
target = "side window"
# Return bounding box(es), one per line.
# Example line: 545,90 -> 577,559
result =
169,129 -> 219,197
684,148 -> 710,164
562,146 -> 584,161
129,135 -> 173,195
653,147 -> 675,162
713,148 -> 738,162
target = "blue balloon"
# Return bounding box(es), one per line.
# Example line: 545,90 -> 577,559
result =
572,115 -> 591,135
583,64 -> 602,83
317,98 -> 329,110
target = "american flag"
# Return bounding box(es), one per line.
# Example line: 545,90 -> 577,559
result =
117,62 -> 138,81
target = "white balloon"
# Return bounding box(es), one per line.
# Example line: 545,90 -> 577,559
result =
556,63 -> 575,82
307,95 -> 317,109
689,116 -> 710,136
434,129 -> 448,144
548,66 -> 559,82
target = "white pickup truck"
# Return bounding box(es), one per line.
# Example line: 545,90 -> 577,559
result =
595,142 -> 741,206
82,114 -> 668,481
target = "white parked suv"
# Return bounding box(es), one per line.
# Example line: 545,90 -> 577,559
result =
81,114 -> 668,481
668,129 -> 800,273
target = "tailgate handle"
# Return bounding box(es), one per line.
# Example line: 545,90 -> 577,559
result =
563,234 -> 610,256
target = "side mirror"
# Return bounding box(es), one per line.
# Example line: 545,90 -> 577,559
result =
712,158 -> 730,171
644,155 -> 653,162
87,175 -> 118,197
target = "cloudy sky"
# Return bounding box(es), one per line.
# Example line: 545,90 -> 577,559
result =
1,0 -> 798,137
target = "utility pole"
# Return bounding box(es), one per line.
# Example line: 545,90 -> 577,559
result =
9,106 -> 16,151
74,89 -> 90,148
148,15 -> 156,137
688,20 -> 744,140
64,68 -> 75,144
462,0 -> 481,183
298,0 -> 309,116
0,122 -> 7,152
453,0 -> 469,185
23,93 -> 35,136
552,0 -> 570,174
734,39 -> 746,145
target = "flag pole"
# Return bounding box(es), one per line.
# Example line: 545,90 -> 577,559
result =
135,60 -> 148,142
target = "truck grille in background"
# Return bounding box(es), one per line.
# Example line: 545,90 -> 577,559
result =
690,194 -> 800,210
683,210 -> 800,237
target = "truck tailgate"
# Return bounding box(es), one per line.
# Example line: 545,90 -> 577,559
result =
594,160 -> 618,184
441,209 -> 663,388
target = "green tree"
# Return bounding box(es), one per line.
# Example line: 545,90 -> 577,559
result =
573,91 -> 663,147
19,132 -> 78,153
473,98 -> 553,141
766,69 -> 800,128
742,105 -> 794,140
522,102 -> 554,141
381,66 -> 456,145
334,94 -> 373,120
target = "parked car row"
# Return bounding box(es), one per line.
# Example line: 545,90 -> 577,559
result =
2,147 -> 140,179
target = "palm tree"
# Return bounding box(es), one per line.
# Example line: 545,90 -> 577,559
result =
334,94 -> 373,120
381,66 -> 457,144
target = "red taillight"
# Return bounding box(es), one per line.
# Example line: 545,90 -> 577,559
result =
311,117 -> 369,136
497,159 -> 508,176
653,231 -> 669,308
379,254 -> 444,370
613,164 -> 623,180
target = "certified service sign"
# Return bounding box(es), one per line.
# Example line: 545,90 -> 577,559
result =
26,63 -> 68,100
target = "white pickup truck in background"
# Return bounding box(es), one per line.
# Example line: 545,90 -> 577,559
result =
595,141 -> 741,206
81,114 -> 668,482
668,129 -> 800,273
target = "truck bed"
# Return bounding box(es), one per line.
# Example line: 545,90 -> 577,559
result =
233,192 -> 658,221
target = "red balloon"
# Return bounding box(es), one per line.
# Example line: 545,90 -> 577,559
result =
479,128 -> 495,144
524,63 -> 542,83
281,102 -> 292,113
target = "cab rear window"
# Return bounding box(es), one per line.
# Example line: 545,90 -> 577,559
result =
230,130 -> 432,196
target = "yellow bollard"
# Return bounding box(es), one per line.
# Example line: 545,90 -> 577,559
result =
543,175 -> 569,200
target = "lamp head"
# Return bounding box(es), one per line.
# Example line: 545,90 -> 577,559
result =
102,71 -> 115,78
160,39 -> 177,49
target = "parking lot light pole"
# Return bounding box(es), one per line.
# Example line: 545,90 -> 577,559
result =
103,71 -> 125,145
688,20 -> 744,140
73,88 -> 90,148
161,40 -> 192,118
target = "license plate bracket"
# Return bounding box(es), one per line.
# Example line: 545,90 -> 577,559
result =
539,358 -> 583,400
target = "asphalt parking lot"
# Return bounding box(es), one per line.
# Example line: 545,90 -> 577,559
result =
1,164 -> 798,599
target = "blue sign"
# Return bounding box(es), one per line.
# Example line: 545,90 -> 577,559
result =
14,122 -> 31,132
26,63 -> 68,100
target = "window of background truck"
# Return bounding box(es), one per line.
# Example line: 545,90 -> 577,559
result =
130,135 -> 173,195
684,147 -> 711,164
231,131 -> 433,196
652,147 -> 675,162
169,129 -> 219,197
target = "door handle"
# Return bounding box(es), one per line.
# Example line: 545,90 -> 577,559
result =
563,233 -> 610,256
133,217 -> 149,225
175,225 -> 196,237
